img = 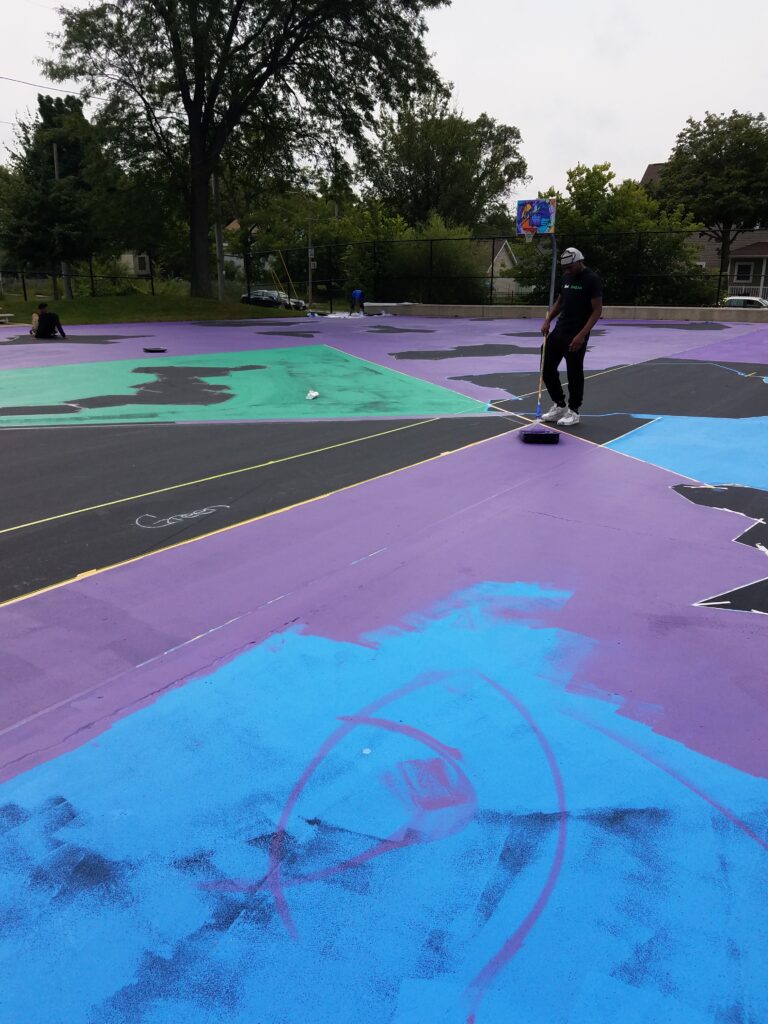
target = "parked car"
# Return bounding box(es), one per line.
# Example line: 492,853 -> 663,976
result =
241,288 -> 307,310
275,290 -> 307,311
241,289 -> 281,307
722,295 -> 768,309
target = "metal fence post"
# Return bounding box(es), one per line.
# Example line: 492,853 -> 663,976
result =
489,238 -> 496,306
428,239 -> 434,303
329,243 -> 334,313
21,271 -> 27,302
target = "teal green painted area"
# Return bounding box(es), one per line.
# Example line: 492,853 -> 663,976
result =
0,345 -> 486,426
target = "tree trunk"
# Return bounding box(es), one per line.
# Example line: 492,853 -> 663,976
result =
62,261 -> 74,300
716,222 -> 733,305
189,138 -> 212,298
719,223 -> 732,279
212,171 -> 226,302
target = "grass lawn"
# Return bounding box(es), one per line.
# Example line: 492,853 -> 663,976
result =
0,292 -> 302,326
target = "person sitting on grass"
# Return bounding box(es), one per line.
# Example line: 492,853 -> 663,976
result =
31,302 -> 67,339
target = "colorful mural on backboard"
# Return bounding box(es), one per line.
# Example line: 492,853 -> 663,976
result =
516,199 -> 557,235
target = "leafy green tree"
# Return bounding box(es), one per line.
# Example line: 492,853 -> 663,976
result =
0,95 -> 190,295
110,168 -> 192,277
655,111 -> 768,280
513,164 -> 708,305
360,88 -> 528,229
0,96 -> 114,280
341,206 -> 485,303
45,0 -> 446,298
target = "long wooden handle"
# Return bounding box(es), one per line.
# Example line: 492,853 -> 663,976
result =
536,331 -> 548,418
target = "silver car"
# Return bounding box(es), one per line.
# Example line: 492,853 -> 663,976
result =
723,295 -> 768,309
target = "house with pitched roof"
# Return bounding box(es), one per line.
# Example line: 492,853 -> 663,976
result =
641,164 -> 768,298
726,236 -> 768,298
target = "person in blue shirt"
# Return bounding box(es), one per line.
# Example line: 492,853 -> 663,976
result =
350,287 -> 365,315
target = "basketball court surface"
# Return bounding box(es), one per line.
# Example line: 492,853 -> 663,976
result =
1,314 -> 766,1023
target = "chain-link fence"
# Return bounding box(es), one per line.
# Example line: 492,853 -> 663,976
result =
3,230 -> 766,310
0,268 -> 246,303
244,229 -> 768,309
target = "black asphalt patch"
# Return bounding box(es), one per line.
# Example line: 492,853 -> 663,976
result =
366,326 -> 435,334
485,358 -> 768,438
575,358 -> 768,418
454,371 -> 544,401
476,368 -> 655,443
0,334 -> 149,346
502,329 -> 607,338
673,484 -> 768,614
608,321 -> 729,331
393,344 -> 541,360
0,364 -> 267,417
558,414 -> 655,444
0,416 -> 514,602
191,320 -> 302,327
674,484 -> 768,550
255,331 -> 319,338
698,578 -> 768,615
0,420 -> 429,529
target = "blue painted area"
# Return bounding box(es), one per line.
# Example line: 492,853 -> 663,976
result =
1,582 -> 766,1024
607,415 -> 768,488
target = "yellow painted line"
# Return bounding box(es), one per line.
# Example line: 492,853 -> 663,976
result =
498,360 -> 642,406
0,417 -> 441,538
1,350 -> 627,540
0,425 -> 521,611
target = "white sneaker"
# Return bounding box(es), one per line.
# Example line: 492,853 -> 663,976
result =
558,408 -> 580,426
540,403 -> 566,423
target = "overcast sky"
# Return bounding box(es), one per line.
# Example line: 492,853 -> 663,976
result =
2,0 -> 768,199
427,0 -> 768,196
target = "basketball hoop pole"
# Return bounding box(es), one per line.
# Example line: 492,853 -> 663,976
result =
548,234 -> 558,309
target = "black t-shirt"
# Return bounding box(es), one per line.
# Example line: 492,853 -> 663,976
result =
555,267 -> 603,335
35,311 -> 66,338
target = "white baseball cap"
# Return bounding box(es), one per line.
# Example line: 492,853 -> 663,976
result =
560,247 -> 585,266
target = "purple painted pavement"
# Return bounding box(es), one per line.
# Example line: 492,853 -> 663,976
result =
3,316 -> 763,405
665,326 -> 768,364
2,430 -> 766,783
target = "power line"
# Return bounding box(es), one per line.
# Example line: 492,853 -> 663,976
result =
0,75 -> 78,94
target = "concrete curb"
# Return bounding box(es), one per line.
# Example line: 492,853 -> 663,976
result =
367,302 -> 768,324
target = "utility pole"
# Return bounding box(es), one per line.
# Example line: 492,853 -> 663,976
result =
212,171 -> 226,302
52,142 -> 74,300
307,213 -> 313,307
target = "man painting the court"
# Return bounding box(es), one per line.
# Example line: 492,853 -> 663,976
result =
539,247 -> 602,426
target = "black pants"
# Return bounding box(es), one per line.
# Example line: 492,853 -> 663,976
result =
542,328 -> 588,411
